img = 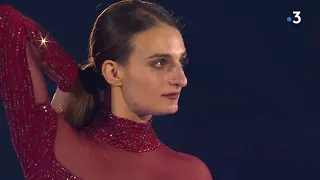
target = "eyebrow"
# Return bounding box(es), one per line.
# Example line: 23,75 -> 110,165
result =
146,51 -> 187,60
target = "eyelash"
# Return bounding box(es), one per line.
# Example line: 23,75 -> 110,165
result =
153,60 -> 166,68
180,57 -> 189,68
153,58 -> 189,69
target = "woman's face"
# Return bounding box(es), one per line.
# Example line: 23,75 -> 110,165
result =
121,23 -> 187,117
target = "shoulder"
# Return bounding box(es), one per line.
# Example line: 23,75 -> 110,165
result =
179,152 -> 213,180
161,147 -> 213,180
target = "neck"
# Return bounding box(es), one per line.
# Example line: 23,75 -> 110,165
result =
111,88 -> 152,123
84,105 -> 163,152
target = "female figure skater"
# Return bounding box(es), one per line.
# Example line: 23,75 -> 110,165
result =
0,0 -> 212,179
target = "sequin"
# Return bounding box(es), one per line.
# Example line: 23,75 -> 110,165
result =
0,5 -> 164,180
0,5 -> 81,180
84,108 -> 163,153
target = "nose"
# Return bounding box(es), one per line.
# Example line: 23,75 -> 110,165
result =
168,66 -> 188,88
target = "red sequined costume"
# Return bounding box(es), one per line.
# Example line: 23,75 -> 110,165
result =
0,5 -> 212,180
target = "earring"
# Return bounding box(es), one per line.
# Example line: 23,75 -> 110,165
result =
58,104 -> 64,113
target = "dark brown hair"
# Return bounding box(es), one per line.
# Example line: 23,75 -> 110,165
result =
64,0 -> 179,130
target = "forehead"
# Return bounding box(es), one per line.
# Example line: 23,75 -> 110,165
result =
130,24 -> 186,57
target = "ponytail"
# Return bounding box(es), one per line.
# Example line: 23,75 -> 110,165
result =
63,59 -> 107,130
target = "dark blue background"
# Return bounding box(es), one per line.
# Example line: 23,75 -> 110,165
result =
1,0 -> 319,179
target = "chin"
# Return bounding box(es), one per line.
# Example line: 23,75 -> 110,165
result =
153,105 -> 179,116
167,105 -> 178,114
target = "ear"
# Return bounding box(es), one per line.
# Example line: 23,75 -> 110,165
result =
101,60 -> 123,87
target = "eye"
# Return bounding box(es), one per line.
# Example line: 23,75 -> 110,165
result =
153,59 -> 167,68
180,57 -> 189,69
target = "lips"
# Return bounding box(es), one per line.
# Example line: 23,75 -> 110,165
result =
162,92 -> 180,99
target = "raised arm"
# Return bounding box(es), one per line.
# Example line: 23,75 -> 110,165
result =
0,5 -> 79,174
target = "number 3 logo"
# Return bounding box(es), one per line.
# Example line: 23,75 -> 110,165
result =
292,11 -> 301,24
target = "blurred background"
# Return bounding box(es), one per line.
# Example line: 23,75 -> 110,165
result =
1,0 -> 319,179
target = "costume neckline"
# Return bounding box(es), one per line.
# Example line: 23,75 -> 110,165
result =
85,109 -> 164,153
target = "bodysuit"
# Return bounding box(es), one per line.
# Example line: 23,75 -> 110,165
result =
0,5 -> 212,180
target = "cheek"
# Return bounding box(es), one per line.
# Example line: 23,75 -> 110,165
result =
126,70 -> 163,96
122,69 -> 165,108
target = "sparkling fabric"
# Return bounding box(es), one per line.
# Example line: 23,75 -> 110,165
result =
84,108 -> 164,153
0,5 -> 212,180
0,5 -> 81,180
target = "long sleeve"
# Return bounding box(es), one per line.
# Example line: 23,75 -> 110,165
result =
0,5 -> 212,180
0,5 -> 79,176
